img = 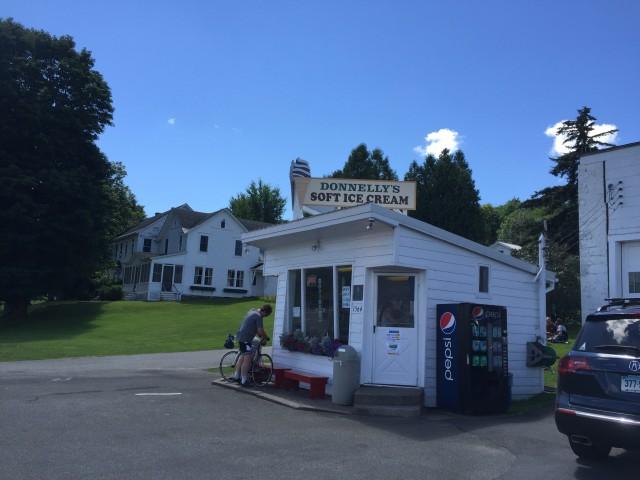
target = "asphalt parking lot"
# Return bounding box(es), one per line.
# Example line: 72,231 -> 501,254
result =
1,354 -> 638,480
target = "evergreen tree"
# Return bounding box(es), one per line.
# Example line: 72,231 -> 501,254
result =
526,107 -> 617,254
0,20 -> 115,321
230,179 -> 286,224
405,149 -> 484,242
332,144 -> 398,180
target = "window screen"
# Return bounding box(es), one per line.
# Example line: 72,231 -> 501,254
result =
174,265 -> 183,284
152,264 -> 162,282
629,272 -> 640,294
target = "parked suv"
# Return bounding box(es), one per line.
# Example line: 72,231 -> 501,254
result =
555,299 -> 640,459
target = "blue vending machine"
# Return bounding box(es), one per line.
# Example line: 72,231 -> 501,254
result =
436,303 -> 509,414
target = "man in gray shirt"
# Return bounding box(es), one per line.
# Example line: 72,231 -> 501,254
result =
233,304 -> 272,385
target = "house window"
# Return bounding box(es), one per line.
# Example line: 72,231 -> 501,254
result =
178,235 -> 183,251
125,243 -> 128,256
194,266 -> 203,285
252,272 -> 257,286
227,270 -> 244,288
152,264 -> 162,282
235,240 -> 243,256
164,238 -> 168,255
204,267 -> 213,286
143,239 -> 152,253
479,265 -> 490,293
629,272 -> 640,294
174,265 -> 183,284
221,219 -> 226,229
119,243 -> 123,258
200,235 -> 208,252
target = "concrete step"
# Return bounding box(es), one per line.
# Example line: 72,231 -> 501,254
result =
354,386 -> 423,407
159,292 -> 179,301
354,404 -> 422,417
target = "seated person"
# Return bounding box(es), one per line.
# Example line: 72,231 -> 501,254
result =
550,321 -> 568,343
546,316 -> 555,337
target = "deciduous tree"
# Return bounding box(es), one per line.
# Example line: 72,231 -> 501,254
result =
0,19 -> 116,321
230,179 -> 286,224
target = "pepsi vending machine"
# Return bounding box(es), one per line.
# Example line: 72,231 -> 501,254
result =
436,303 -> 509,414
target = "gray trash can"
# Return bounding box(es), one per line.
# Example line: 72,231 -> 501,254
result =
332,345 -> 360,405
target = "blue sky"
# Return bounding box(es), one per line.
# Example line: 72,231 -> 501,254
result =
5,1 -> 640,217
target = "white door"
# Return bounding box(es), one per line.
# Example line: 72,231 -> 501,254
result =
622,241 -> 640,298
372,274 -> 418,386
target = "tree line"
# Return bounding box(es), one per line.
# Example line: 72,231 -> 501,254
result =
0,18 -> 617,324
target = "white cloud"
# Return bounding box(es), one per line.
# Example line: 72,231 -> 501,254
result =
414,128 -> 460,156
167,118 -> 176,125
545,121 -> 618,155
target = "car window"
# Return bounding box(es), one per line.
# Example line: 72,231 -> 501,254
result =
574,318 -> 640,352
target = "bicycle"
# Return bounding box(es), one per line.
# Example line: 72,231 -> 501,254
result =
219,338 -> 273,386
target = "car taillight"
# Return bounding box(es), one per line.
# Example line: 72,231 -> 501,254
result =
558,355 -> 591,375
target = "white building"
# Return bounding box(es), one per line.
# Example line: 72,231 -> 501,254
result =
112,204 -> 276,301
579,141 -> 640,321
243,203 -> 554,406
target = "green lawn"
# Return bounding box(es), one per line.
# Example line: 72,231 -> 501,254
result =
0,299 -> 273,362
543,325 -> 580,389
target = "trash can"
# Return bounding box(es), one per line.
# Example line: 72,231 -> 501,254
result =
332,345 -> 360,405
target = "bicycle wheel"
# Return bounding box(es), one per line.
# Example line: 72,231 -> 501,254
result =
250,354 -> 273,386
219,350 -> 239,381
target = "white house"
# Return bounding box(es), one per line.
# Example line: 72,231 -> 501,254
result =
112,204 -> 276,301
579,141 -> 640,321
242,203 -> 554,406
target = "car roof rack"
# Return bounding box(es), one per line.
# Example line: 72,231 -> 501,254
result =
598,298 -> 640,312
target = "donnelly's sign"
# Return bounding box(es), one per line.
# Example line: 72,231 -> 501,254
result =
294,177 -> 416,210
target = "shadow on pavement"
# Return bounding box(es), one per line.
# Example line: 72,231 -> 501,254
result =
573,449 -> 639,479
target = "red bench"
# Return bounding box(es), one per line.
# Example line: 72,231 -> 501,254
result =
272,367 -> 291,388
282,370 -> 328,399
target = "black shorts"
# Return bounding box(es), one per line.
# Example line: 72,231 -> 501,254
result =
238,341 -> 254,354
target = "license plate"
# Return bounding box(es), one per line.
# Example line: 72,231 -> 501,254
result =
621,375 -> 640,393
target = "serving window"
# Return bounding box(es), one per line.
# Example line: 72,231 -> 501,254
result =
286,265 -> 352,345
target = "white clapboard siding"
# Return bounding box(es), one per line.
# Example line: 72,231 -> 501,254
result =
579,144 -> 640,321
251,205 -> 546,406
396,226 -> 543,404
267,228 -> 395,382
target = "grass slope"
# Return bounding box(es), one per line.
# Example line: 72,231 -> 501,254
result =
0,299 -> 273,362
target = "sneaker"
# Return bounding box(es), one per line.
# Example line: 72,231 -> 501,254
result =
240,381 -> 252,388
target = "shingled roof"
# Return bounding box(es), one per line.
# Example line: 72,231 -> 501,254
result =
114,204 -> 274,239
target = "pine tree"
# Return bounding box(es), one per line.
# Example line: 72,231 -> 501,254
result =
526,107 -> 617,255
405,149 -> 484,242
332,144 -> 398,180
